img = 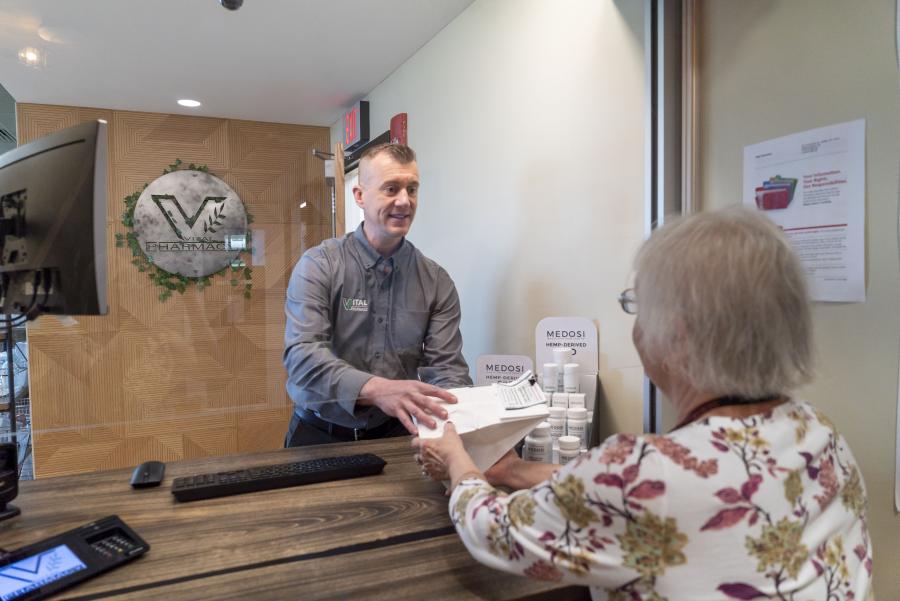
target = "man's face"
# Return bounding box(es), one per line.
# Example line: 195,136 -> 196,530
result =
353,152 -> 419,249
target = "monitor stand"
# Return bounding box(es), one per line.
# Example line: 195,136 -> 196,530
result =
0,312 -> 26,522
0,501 -> 20,522
0,462 -> 19,522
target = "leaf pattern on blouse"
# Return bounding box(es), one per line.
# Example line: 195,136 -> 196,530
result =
617,511 -> 687,578
745,517 -> 808,579
552,475 -> 598,528
787,408 -> 809,443
598,434 -> 637,465
508,494 -> 537,527
453,486 -> 479,526
783,469 -> 803,505
840,467 -> 865,516
449,399 -> 871,600
522,559 -> 564,582
646,435 -> 718,477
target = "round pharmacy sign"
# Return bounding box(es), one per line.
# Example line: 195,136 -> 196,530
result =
132,170 -> 249,278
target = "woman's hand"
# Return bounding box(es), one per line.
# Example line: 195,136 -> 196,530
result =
411,422 -> 482,490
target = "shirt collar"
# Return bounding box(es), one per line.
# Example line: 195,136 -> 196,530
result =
353,223 -> 410,269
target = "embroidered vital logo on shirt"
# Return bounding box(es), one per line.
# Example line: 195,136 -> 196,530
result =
342,297 -> 369,312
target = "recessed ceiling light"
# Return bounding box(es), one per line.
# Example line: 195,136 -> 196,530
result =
17,47 -> 44,68
177,99 -> 202,108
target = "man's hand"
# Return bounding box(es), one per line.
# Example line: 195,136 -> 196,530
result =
358,376 -> 457,434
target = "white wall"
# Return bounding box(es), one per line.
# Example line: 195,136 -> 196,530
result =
332,0 -> 647,436
698,0 -> 900,596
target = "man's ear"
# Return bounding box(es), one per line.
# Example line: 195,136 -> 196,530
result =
352,185 -> 364,209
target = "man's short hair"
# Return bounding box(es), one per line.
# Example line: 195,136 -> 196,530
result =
360,143 -> 417,165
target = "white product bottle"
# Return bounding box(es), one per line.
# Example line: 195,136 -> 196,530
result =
567,407 -> 588,450
523,422 -> 552,463
558,435 -> 581,466
552,348 -> 573,367
552,348 -> 572,391
563,363 -> 580,393
550,392 -> 569,409
547,406 -> 567,444
542,363 -> 559,393
567,393 -> 586,409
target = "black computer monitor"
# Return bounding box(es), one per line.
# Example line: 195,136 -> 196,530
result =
0,120 -> 108,317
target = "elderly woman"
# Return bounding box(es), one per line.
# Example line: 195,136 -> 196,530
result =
414,208 -> 871,600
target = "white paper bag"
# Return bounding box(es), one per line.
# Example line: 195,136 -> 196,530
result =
417,386 -> 549,472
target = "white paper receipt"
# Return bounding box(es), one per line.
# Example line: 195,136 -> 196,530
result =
494,370 -> 546,410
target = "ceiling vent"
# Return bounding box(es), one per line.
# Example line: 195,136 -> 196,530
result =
0,127 -> 14,144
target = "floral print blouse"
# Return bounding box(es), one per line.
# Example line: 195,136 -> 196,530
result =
449,399 -> 871,600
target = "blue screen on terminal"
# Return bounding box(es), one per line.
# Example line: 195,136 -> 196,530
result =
0,545 -> 87,600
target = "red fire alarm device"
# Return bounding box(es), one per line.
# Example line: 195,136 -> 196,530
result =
390,113 -> 408,145
343,101 -> 369,151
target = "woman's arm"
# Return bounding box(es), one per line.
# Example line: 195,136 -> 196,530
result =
411,425 -> 559,490
414,426 -> 658,590
484,450 -> 559,490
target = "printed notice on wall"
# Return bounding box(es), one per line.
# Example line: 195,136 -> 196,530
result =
743,119 -> 866,302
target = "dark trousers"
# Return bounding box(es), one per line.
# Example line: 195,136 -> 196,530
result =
284,410 -> 409,448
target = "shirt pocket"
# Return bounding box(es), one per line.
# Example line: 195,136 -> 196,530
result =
391,309 -> 430,358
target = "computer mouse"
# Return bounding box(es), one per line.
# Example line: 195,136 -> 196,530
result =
130,460 -> 166,488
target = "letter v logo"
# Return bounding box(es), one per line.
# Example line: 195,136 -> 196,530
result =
151,194 -> 227,241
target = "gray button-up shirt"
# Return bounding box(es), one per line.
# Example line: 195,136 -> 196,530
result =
283,224 -> 472,429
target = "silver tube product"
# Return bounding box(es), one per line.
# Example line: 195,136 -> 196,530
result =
567,407 -> 588,450
557,435 -> 581,465
542,363 -> 558,393
523,422 -> 552,463
563,363 -> 580,393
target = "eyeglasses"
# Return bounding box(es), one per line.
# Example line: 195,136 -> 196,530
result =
618,288 -> 636,315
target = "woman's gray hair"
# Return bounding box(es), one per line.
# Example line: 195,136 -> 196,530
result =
634,206 -> 813,397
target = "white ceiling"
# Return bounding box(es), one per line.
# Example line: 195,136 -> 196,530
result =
0,0 -> 474,126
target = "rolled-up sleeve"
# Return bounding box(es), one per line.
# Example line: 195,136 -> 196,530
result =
421,267 -> 472,389
283,249 -> 372,417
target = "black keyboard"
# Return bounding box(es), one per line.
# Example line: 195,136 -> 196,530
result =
171,453 -> 387,502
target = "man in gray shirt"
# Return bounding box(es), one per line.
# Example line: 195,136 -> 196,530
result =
283,143 -> 472,446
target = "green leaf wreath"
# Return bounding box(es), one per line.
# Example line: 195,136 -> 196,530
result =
114,159 -> 254,302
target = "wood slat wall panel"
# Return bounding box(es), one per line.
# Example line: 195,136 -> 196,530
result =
16,103 -> 330,477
